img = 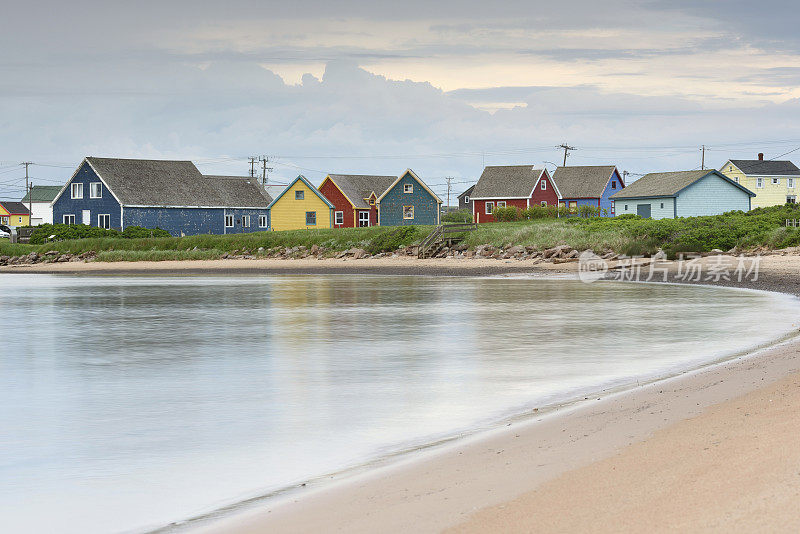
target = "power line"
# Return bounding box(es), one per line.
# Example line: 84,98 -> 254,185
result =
557,143 -> 576,166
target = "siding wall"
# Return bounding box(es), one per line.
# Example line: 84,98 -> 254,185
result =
319,179 -> 355,228
30,202 -> 53,225
379,172 -> 440,226
599,171 -> 623,216
531,174 -> 559,206
472,198 -> 527,223
53,162 -> 122,228
123,207 -> 269,236
270,180 -> 333,231
676,174 -> 752,217
719,162 -> 796,208
617,197 -> 676,219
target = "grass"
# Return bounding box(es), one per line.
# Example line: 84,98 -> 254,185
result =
3,205 -> 800,261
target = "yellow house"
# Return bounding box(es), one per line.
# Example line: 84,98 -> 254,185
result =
0,201 -> 31,227
719,156 -> 800,209
268,175 -> 334,231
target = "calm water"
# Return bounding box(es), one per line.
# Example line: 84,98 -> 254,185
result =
2,274 -> 799,533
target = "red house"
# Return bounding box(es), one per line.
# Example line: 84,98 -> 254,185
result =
471,166 -> 559,223
319,174 -> 396,227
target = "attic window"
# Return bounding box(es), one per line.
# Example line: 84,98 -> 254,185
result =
295,190 -> 305,200
89,182 -> 102,198
541,180 -> 546,190
369,198 -> 375,205
611,181 -> 616,189
404,184 -> 413,194
464,195 -> 470,204
71,183 -> 83,199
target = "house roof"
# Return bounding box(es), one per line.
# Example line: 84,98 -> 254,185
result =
726,159 -> 800,176
21,185 -> 62,203
326,174 -> 396,209
203,176 -> 273,204
471,166 -> 546,199
610,170 -> 755,199
267,175 -> 334,210
377,169 -> 443,203
457,184 -> 475,199
68,158 -> 272,208
0,201 -> 31,215
551,166 -> 618,199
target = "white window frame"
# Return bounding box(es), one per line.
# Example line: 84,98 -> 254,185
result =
89,182 -> 102,199
295,190 -> 304,200
63,214 -> 75,225
97,214 -> 110,229
772,177 -> 780,185
359,211 -> 370,226
225,214 -> 234,227
305,211 -> 316,226
540,201 -> 547,206
787,195 -> 797,204
404,184 -> 413,194
464,195 -> 470,204
242,215 -> 251,228
335,211 -> 344,225
789,178 -> 795,189
757,177 -> 764,188
541,180 -> 547,190
497,201 -> 506,208
71,182 -> 83,199
485,201 -> 494,214
259,215 -> 268,228
403,205 -> 414,220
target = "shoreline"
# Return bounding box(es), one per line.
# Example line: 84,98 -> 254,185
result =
5,255 -> 800,532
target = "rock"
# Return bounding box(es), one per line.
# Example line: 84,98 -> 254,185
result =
507,245 -> 525,255
257,247 -> 264,253
45,250 -> 59,256
543,244 -> 571,258
710,248 -> 724,255
465,249 -> 475,258
553,257 -> 578,264
27,252 -> 39,263
310,244 -> 319,254
336,251 -> 347,259
351,248 -> 367,259
564,249 -> 579,259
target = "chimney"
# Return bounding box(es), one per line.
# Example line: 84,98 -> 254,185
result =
758,153 -> 764,161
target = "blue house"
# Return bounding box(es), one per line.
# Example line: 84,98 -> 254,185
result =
610,170 -> 755,219
52,158 -> 273,236
551,166 -> 624,216
377,169 -> 442,226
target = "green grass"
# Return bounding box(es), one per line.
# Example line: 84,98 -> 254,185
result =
4,205 -> 800,261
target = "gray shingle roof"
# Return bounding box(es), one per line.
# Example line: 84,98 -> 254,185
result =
327,174 -> 396,209
21,185 -> 62,203
0,201 -> 31,215
727,160 -> 800,176
471,166 -> 545,198
202,176 -> 273,204
610,170 -> 755,199
82,158 -> 272,208
551,166 -> 618,199
457,184 -> 475,199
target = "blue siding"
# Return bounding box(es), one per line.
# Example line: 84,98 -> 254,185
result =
53,162 -> 121,228
676,174 -> 752,217
124,207 -> 270,236
561,170 -> 621,217
379,172 -> 440,226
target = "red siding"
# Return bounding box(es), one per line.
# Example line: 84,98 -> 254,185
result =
474,171 -> 559,223
531,173 -> 559,206
319,179 -> 355,228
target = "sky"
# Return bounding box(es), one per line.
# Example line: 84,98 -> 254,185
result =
2,0 -> 800,202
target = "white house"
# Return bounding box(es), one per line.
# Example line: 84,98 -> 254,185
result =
21,185 -> 62,225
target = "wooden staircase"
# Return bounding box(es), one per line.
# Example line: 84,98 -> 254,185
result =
418,223 -> 478,259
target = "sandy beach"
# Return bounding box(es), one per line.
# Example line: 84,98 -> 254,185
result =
4,254 -> 800,533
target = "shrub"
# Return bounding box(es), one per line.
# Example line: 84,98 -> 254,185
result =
442,209 -> 472,223
615,214 -> 641,220
492,206 -> 520,221
29,223 -> 170,244
366,226 -> 420,254
577,204 -> 600,218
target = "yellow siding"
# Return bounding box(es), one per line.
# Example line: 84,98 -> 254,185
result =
270,180 -> 333,231
0,205 -> 29,226
719,162 -> 796,209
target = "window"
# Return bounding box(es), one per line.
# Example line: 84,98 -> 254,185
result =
787,196 -> 797,204
335,211 -> 344,225
541,201 -> 548,206
757,177 -> 764,188
359,211 -> 370,227
569,201 -> 577,213
295,190 -> 304,200
624,204 -> 629,211
541,180 -> 547,190
485,201 -> 494,214
404,184 -> 413,194
71,183 -> 83,199
0,216 -> 6,224
403,205 -> 414,219
225,214 -> 234,227
97,214 -> 110,229
306,211 -> 316,225
772,177 -> 780,185
611,181 -> 617,189
497,201 -> 506,208
369,197 -> 376,206
464,196 -> 470,204
18,217 -> 23,223
611,201 -> 615,215
242,215 -> 250,228
63,214 -> 75,225
259,215 -> 268,228
789,178 -> 795,189
733,177 -> 739,183
89,182 -> 102,198
660,202 -> 664,209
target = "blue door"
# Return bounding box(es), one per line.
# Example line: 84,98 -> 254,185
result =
637,204 -> 651,218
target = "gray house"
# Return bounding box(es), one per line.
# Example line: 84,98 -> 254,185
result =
457,184 -> 475,211
609,170 -> 755,219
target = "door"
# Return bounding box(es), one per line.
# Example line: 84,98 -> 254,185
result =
636,204 -> 651,218
82,210 -> 91,225
358,211 -> 370,227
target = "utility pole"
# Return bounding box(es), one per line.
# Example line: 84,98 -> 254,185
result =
22,162 -> 33,220
700,145 -> 706,170
557,144 -> 576,166
259,156 -> 274,186
248,156 -> 257,178
445,176 -> 453,209
622,170 -> 629,185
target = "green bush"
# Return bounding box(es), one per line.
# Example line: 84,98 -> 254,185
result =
615,214 -> 641,220
492,206 -> 520,221
29,223 -> 170,245
576,204 -> 600,218
442,209 -> 472,223
365,226 -> 421,254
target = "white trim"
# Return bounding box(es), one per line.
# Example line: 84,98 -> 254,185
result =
89,182 -> 103,199
63,214 -> 75,225
224,214 -> 234,227
376,169 -> 443,204
335,211 -> 344,225
496,201 -> 506,208
97,213 -> 111,229
403,183 -> 413,194
71,182 -> 84,199
402,205 -> 414,220
358,210 -> 371,227
50,158 -> 125,207
471,196 -> 532,201
485,201 -> 494,214
242,214 -> 251,228
259,214 -> 268,228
